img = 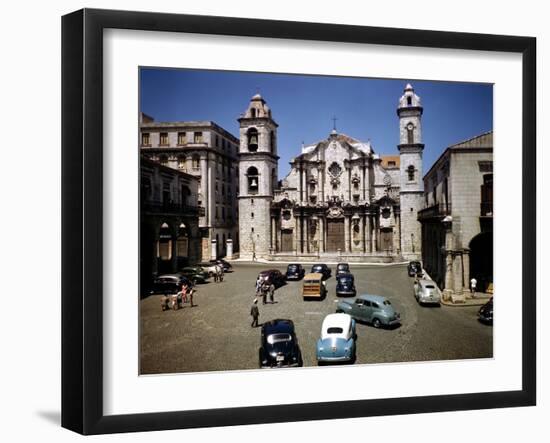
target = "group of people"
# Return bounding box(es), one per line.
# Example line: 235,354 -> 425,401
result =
250,277 -> 277,327
177,281 -> 194,307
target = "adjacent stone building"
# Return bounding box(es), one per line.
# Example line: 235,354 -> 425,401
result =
237,84 -> 425,261
140,114 -> 239,259
418,131 -> 493,302
140,156 -> 201,288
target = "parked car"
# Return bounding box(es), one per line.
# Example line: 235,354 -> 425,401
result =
285,263 -> 305,281
302,273 -> 327,300
149,273 -> 192,295
180,266 -> 209,284
197,262 -> 218,276
259,319 -> 303,368
336,262 -> 350,276
257,269 -> 286,288
336,273 -> 356,297
316,313 -> 356,364
413,278 -> 441,305
478,297 -> 493,324
337,294 -> 401,328
310,263 -> 331,280
408,261 -> 422,277
209,259 -> 233,273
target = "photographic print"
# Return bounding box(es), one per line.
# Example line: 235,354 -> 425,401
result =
139,68 -> 494,375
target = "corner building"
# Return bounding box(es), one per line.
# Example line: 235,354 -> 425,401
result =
237,84 -> 424,261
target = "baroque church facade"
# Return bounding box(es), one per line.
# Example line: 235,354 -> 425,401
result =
238,84 -> 424,261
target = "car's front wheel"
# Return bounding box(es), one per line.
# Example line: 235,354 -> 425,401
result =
372,318 -> 381,328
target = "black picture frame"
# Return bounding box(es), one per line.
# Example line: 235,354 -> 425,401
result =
62,8 -> 536,435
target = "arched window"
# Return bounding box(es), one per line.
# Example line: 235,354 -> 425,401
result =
247,166 -> 259,194
192,154 -> 200,170
270,131 -> 275,154
407,165 -> 415,181
247,128 -> 258,152
407,96 -> 412,106
407,123 -> 414,144
250,108 -> 256,118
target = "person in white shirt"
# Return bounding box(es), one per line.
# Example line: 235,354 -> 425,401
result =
470,277 -> 477,296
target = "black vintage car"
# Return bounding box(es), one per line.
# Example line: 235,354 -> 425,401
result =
149,274 -> 192,295
257,269 -> 286,288
259,319 -> 303,368
336,273 -> 356,297
336,262 -> 350,276
311,263 -> 332,280
478,297 -> 493,324
407,261 -> 422,277
286,263 -> 305,281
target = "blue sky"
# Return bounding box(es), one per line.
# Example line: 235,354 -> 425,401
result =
140,68 -> 493,179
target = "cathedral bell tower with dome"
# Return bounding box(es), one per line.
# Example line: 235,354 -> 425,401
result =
397,83 -> 424,259
237,94 -> 279,259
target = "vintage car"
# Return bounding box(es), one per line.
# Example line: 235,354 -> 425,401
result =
285,263 -> 305,281
149,273 -> 192,295
209,259 -> 233,273
259,319 -> 303,368
302,272 -> 327,300
337,294 -> 401,328
316,313 -> 356,364
478,297 -> 494,324
310,263 -> 332,280
180,266 -> 209,284
336,273 -> 356,297
257,269 -> 286,288
407,261 -> 423,277
413,278 -> 441,305
197,262 -> 218,276
336,262 -> 350,276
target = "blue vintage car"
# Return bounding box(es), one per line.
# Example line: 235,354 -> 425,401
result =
336,294 -> 401,328
316,313 -> 356,364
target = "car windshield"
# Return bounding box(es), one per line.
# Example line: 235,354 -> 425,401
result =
425,285 -> 435,289
338,264 -> 349,270
266,333 -> 292,344
339,276 -> 353,283
326,327 -> 344,334
312,266 -> 323,271
287,265 -> 299,271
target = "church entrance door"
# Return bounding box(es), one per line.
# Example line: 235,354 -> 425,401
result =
380,228 -> 393,252
280,229 -> 294,252
326,218 -> 345,252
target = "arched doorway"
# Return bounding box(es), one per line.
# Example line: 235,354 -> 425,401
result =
469,232 -> 493,293
157,222 -> 173,274
176,222 -> 189,268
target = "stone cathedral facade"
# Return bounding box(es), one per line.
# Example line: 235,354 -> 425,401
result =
238,84 -> 424,262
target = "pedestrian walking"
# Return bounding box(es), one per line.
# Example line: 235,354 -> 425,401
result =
260,283 -> 267,305
217,265 -> 224,282
189,288 -> 194,307
269,283 -> 275,304
470,277 -> 477,297
250,299 -> 259,327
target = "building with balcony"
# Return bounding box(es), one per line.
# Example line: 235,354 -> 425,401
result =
140,113 -> 239,259
418,131 -> 493,302
140,156 -> 202,289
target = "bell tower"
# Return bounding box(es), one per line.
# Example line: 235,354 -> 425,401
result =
238,93 -> 279,259
398,83 -> 424,259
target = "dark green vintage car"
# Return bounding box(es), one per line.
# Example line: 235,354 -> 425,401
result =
180,266 -> 209,284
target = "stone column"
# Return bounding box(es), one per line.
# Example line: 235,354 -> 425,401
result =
207,156 -> 215,227
170,235 -> 178,272
452,252 -> 464,297
304,216 -> 309,253
362,214 -> 367,253
462,249 -> 470,291
393,210 -> 401,255
295,214 -> 301,254
226,238 -> 233,258
211,238 -> 217,260
200,155 -> 208,224
343,215 -> 351,252
369,214 -> 374,253
319,217 -> 325,253
270,217 -> 276,252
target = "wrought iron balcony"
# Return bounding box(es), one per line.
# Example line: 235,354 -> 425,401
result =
480,201 -> 493,217
141,200 -> 204,217
417,203 -> 452,220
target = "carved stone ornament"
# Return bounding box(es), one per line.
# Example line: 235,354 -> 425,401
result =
326,205 -> 344,218
383,173 -> 392,186
351,173 -> 361,185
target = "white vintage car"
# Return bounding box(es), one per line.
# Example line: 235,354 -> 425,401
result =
414,278 -> 442,305
316,313 -> 356,364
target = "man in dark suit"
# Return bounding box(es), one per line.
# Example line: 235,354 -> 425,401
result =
250,299 -> 260,327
